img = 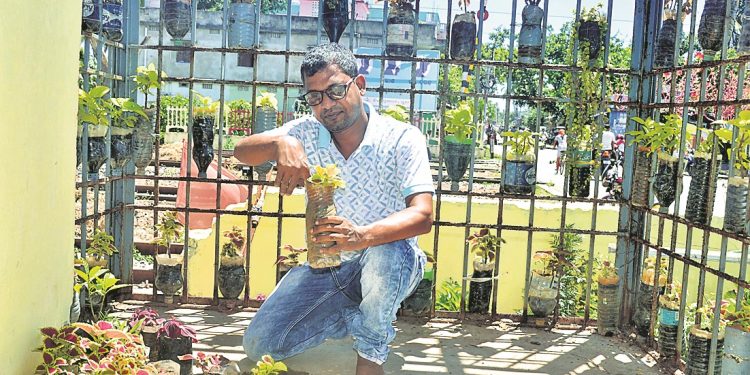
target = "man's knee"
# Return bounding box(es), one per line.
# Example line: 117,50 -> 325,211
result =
243,325 -> 286,361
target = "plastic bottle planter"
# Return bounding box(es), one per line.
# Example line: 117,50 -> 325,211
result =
652,153 -> 680,209
132,108 -> 155,175
567,165 -> 592,198
633,281 -> 664,336
654,18 -> 679,68
79,124 -> 109,178
252,107 -> 277,180
724,177 -> 749,235
192,116 -> 215,179
164,0 -> 192,40
82,0 -> 101,33
739,5 -> 750,55
69,291 -> 81,324
402,268 -> 434,316
218,258 -> 246,299
102,0 -> 123,42
631,148 -> 652,208
322,0 -> 349,43
577,20 -> 602,62
305,183 -> 341,268
697,0 -> 732,61
503,157 -> 536,195
686,325 -> 724,375
685,156 -> 719,226
528,274 -> 558,317
597,281 -> 619,336
155,254 -> 184,304
109,127 -> 133,174
518,0 -> 544,64
228,1 -> 256,48
722,325 -> 750,374
444,141 -> 473,191
386,2 -> 416,57
658,306 -> 680,358
468,258 -> 494,313
157,336 -> 192,375
450,12 -> 477,61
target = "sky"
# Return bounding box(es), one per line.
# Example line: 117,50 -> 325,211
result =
415,0 -> 637,44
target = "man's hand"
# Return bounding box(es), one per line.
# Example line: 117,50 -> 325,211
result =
274,135 -> 310,195
310,216 -> 370,254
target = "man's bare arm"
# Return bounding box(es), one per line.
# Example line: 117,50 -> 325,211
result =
234,133 -> 310,195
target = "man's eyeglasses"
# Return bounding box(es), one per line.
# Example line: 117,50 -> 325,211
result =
300,77 -> 356,106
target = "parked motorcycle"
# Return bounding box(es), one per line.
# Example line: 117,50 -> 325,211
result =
602,150 -> 623,201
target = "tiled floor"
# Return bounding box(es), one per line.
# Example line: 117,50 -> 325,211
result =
115,301 -> 663,374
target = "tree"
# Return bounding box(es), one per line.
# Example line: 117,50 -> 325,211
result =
197,0 -> 287,14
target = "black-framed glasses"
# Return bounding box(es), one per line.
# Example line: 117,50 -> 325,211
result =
300,77 -> 356,106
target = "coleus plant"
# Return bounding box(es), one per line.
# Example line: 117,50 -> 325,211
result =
466,228 -> 505,265
157,317 -> 198,343
128,307 -> 165,330
178,352 -> 229,374
308,164 -> 346,189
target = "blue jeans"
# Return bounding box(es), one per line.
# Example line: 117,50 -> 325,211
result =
243,240 -> 424,365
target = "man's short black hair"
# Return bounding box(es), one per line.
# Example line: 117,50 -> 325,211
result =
300,43 -> 358,81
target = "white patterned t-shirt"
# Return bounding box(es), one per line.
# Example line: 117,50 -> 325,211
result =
268,103 -> 435,261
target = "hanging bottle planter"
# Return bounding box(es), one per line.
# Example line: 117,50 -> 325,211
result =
518,0 -> 544,64
658,286 -> 681,359
633,258 -> 667,336
631,147 -> 652,208
567,150 -> 592,198
402,268 -> 434,316
252,95 -> 278,180
467,229 -> 502,314
132,108 -> 155,175
450,11 -> 477,61
218,227 -> 246,300
155,254 -> 184,304
652,153 -> 680,209
445,141 -> 472,191
501,129 -> 537,195
577,21 -> 601,62
109,126 -> 133,173
739,5 -> 750,55
82,0 -> 101,34
654,1 -> 691,68
596,262 -> 619,336
102,0 -> 123,42
385,1 -> 416,57
164,0 -> 192,40
724,177 -> 749,235
443,102 -> 475,191
686,325 -> 724,375
528,274 -> 557,317
685,155 -> 719,226
322,0 -> 349,43
192,114 -> 215,179
228,0 -> 257,48
697,0 -> 732,61
83,124 -> 109,178
306,165 -> 345,269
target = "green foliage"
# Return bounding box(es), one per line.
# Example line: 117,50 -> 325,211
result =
308,164 -> 346,188
222,226 -> 245,258
695,126 -> 732,157
275,245 -> 308,269
75,265 -> 128,319
251,355 -> 288,375
198,0 -> 288,14
133,63 -> 166,103
695,299 -> 728,334
499,130 -> 538,160
435,278 -> 463,312
132,247 -> 153,266
256,92 -> 278,110
78,86 -> 111,127
87,231 -> 118,260
467,228 -> 505,265
109,97 -> 147,128
444,101 -> 475,144
628,114 -> 682,156
153,211 -> 183,251
193,92 -> 220,119
380,104 -> 410,123
713,110 -> 750,172
724,289 -> 750,332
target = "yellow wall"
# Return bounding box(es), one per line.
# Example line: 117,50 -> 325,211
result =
0,1 -> 81,373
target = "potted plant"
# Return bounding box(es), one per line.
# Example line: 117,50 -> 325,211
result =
697,0 -> 733,61
228,0 -> 257,49
658,283 -> 682,358
109,97 -> 147,173
219,226 -> 247,300
450,0 -> 476,60
164,0 -> 192,40
132,63 -> 166,174
687,300 -> 727,374
596,261 -> 619,336
575,4 -> 606,62
684,126 -> 731,225
443,101 -> 475,191
518,0 -> 544,64
251,355 -> 288,374
306,164 -> 346,268
528,251 -> 559,318
253,92 -> 279,181
153,211 -> 185,303
722,289 -> 750,374
157,318 -> 198,375
275,244 -> 307,279
77,85 -> 111,177
629,114 -> 682,209
654,0 -> 692,68
714,110 -> 750,234
178,352 -> 229,374
401,250 -> 435,316
35,324 -> 86,374
466,228 -> 504,313
75,265 -> 128,321
322,0 -> 349,43
129,307 -> 165,362
85,230 -> 118,268
633,256 -> 667,336
376,0 -> 417,57
500,129 -> 538,195
192,94 -> 219,178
